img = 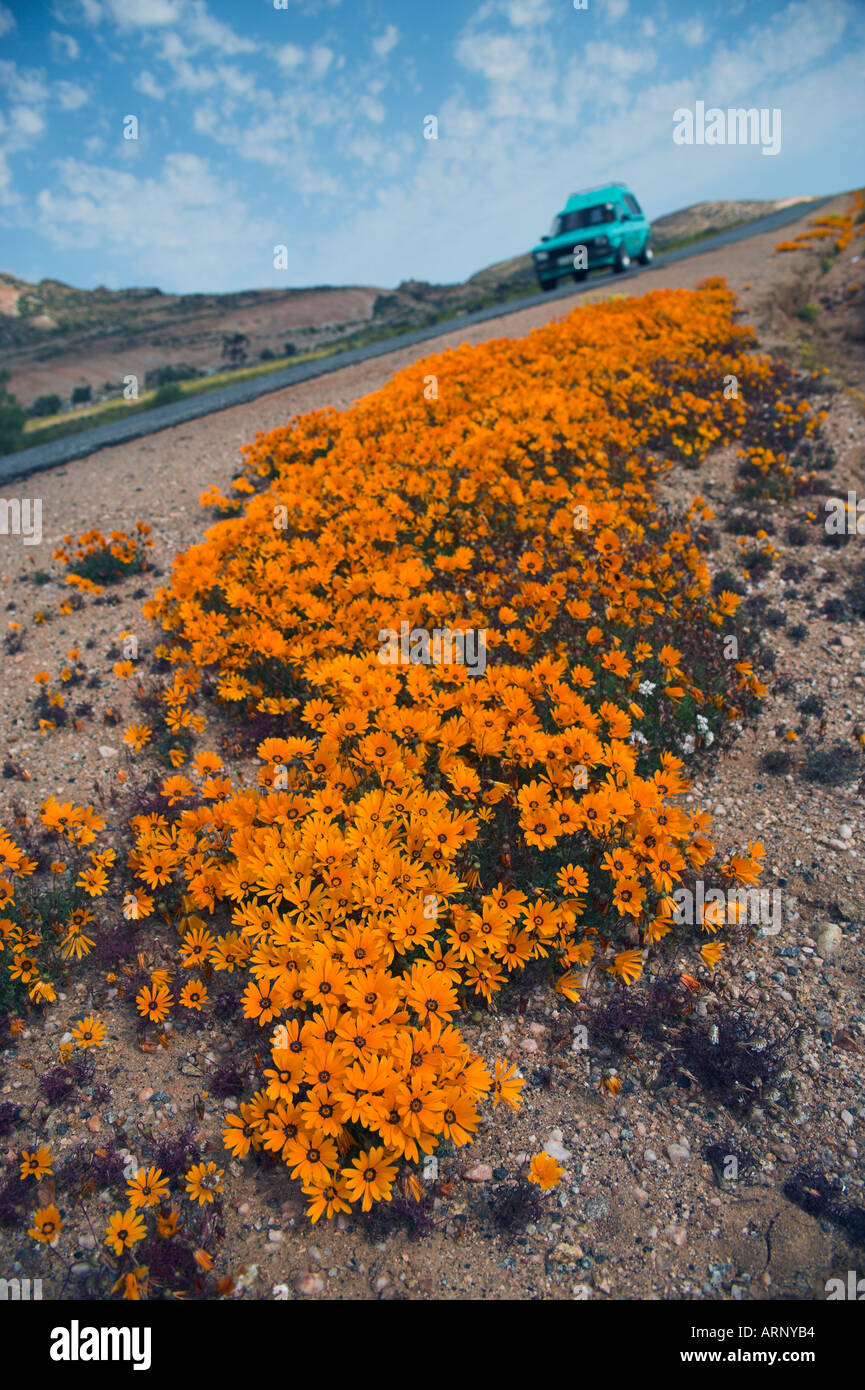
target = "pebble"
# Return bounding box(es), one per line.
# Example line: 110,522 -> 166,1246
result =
666,1142 -> 690,1163
98,745 -> 118,758
465,1163 -> 493,1182
841,1110 -> 855,1127
816,923 -> 843,960
268,1229 -> 282,1243
544,1140 -> 572,1162
294,1272 -> 324,1296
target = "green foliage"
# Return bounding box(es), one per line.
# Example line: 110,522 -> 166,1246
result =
0,369 -> 26,456
28,393 -> 63,418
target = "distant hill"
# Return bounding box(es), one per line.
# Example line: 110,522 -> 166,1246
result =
0,197 -> 817,408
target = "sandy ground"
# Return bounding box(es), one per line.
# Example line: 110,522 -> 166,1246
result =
1,193 -> 864,1301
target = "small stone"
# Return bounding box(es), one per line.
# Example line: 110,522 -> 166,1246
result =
841,1110 -> 855,1127
87,1115 -> 101,1133
98,745 -> 118,758
294,1272 -> 324,1296
137,1087 -> 153,1104
838,825 -> 853,840
666,1142 -> 690,1163
272,1284 -> 290,1300
373,1273 -> 392,1293
268,1229 -> 283,1243
643,1149 -> 658,1163
544,1140 -> 572,1162
465,1163 -> 493,1182
521,1038 -> 539,1053
816,923 -> 843,960
834,895 -> 856,921
632,1186 -> 649,1206
774,1143 -> 796,1164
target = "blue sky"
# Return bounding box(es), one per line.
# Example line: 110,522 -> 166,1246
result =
0,0 -> 863,293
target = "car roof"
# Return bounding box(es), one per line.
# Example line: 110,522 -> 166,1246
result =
562,184 -> 633,211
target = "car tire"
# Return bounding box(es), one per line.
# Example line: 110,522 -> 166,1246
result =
613,247 -> 631,274
539,278 -> 556,292
572,269 -> 588,283
638,241 -> 653,265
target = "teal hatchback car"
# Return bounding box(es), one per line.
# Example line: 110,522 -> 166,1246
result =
532,183 -> 652,291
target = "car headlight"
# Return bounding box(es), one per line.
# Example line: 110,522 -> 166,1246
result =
535,251 -> 549,262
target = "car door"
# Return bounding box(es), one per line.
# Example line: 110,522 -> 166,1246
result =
624,195 -> 645,255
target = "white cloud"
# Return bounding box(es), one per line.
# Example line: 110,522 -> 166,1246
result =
276,43 -> 304,70
0,61 -> 50,106
504,0 -> 553,26
12,105 -> 45,138
50,31 -> 81,61
0,4 -> 15,37
134,70 -> 166,99
678,20 -> 706,48
456,32 -> 533,84
186,0 -> 256,55
56,82 -> 89,111
602,0 -> 629,21
372,25 -> 399,59
358,94 -> 385,124
35,152 -> 280,288
310,45 -> 334,78
102,0 -> 181,26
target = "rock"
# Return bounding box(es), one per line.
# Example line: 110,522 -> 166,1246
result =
373,1273 -> 392,1292
774,1143 -> 796,1163
838,825 -> 853,840
841,1110 -> 855,1127
521,1038 -> 539,1053
632,1186 -> 649,1206
572,1283 -> 593,1300
544,1140 -> 572,1162
137,1087 -> 153,1104
272,1284 -> 290,1300
553,1242 -> 584,1262
268,1229 -> 283,1243
835,894 -> 857,921
87,1115 -> 101,1133
666,1142 -> 690,1163
294,1272 -> 324,1296
465,1163 -> 493,1182
816,923 -> 843,960
98,745 -> 118,758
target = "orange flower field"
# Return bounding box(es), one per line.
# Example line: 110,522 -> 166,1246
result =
1,278 -> 836,1231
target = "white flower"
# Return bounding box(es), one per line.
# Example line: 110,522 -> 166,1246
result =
696,714 -> 709,733
638,680 -> 656,696
680,734 -> 696,755
629,730 -> 648,746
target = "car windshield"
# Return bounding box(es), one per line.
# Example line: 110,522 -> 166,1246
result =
551,204 -> 617,235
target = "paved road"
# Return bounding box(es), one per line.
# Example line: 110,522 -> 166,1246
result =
0,196 -> 831,485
